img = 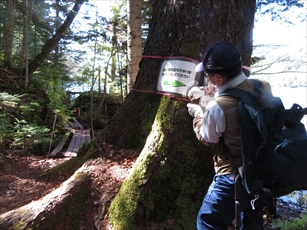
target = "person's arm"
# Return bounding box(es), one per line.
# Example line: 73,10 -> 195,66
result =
187,101 -> 225,146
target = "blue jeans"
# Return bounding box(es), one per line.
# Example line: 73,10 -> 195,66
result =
197,174 -> 265,230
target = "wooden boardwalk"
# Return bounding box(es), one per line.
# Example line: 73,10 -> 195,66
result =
64,130 -> 91,157
49,133 -> 70,157
49,119 -> 91,158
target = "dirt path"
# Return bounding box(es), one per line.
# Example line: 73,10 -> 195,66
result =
0,154 -> 69,214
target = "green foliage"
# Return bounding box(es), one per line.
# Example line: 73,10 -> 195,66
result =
274,214 -> 307,230
0,113 -> 13,144
0,92 -> 52,153
29,71 -> 72,122
71,91 -> 123,130
11,118 -> 50,150
0,92 -> 21,107
0,51 -> 4,62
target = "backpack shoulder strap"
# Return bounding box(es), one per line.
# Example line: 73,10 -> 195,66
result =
219,79 -> 263,111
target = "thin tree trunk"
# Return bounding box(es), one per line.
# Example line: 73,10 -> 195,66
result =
104,67 -> 108,118
26,0 -> 85,75
117,52 -> 124,102
14,1 -> 51,32
4,0 -> 15,68
127,0 -> 142,92
90,29 -> 98,139
20,0 -> 34,87
111,19 -> 117,81
55,0 -> 61,87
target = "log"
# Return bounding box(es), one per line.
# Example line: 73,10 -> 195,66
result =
0,166 -> 92,230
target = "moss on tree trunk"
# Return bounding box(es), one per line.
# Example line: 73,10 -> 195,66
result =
108,97 -> 213,229
103,0 -> 256,229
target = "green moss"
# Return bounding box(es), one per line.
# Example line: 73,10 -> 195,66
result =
13,221 -> 27,230
109,178 -> 141,229
67,174 -> 90,227
109,96 -> 214,229
5,210 -> 28,230
109,150 -> 158,229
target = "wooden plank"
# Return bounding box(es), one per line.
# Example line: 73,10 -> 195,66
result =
65,130 -> 90,157
49,133 -> 70,157
72,118 -> 84,130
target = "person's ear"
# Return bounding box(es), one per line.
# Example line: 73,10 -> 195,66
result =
214,74 -> 227,86
214,74 -> 224,81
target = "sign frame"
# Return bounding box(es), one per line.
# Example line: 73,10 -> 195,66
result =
157,57 -> 199,98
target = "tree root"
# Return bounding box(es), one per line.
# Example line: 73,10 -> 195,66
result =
0,165 -> 92,230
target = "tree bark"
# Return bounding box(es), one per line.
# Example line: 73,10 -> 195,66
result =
20,0 -> 34,87
0,167 -> 91,230
102,0 -> 257,229
127,0 -> 142,92
26,0 -> 85,76
3,0 -> 15,68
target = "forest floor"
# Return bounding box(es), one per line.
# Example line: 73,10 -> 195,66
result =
0,147 -> 306,230
0,144 -> 139,230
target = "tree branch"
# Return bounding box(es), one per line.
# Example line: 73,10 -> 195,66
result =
26,0 -> 85,75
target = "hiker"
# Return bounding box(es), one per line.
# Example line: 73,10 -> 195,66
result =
187,41 -> 269,230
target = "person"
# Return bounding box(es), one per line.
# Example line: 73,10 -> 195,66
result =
187,41 -> 271,230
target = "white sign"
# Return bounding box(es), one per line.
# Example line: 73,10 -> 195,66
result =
157,58 -> 198,97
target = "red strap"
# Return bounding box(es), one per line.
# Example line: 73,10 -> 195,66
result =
131,88 -> 190,102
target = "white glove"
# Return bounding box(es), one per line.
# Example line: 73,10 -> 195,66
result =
187,86 -> 206,101
187,103 -> 203,117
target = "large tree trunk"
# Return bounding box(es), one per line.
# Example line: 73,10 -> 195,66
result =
101,0 -> 256,229
26,0 -> 85,76
127,0 -> 142,92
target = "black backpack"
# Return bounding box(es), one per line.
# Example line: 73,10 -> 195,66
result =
220,79 -> 307,227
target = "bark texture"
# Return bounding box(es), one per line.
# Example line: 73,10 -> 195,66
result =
127,0 -> 142,92
102,0 -> 257,150
3,0 -> 15,67
104,0 -> 257,229
195,0 -> 256,76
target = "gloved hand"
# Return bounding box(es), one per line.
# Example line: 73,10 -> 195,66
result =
206,82 -> 217,97
187,103 -> 203,117
187,86 -> 206,101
